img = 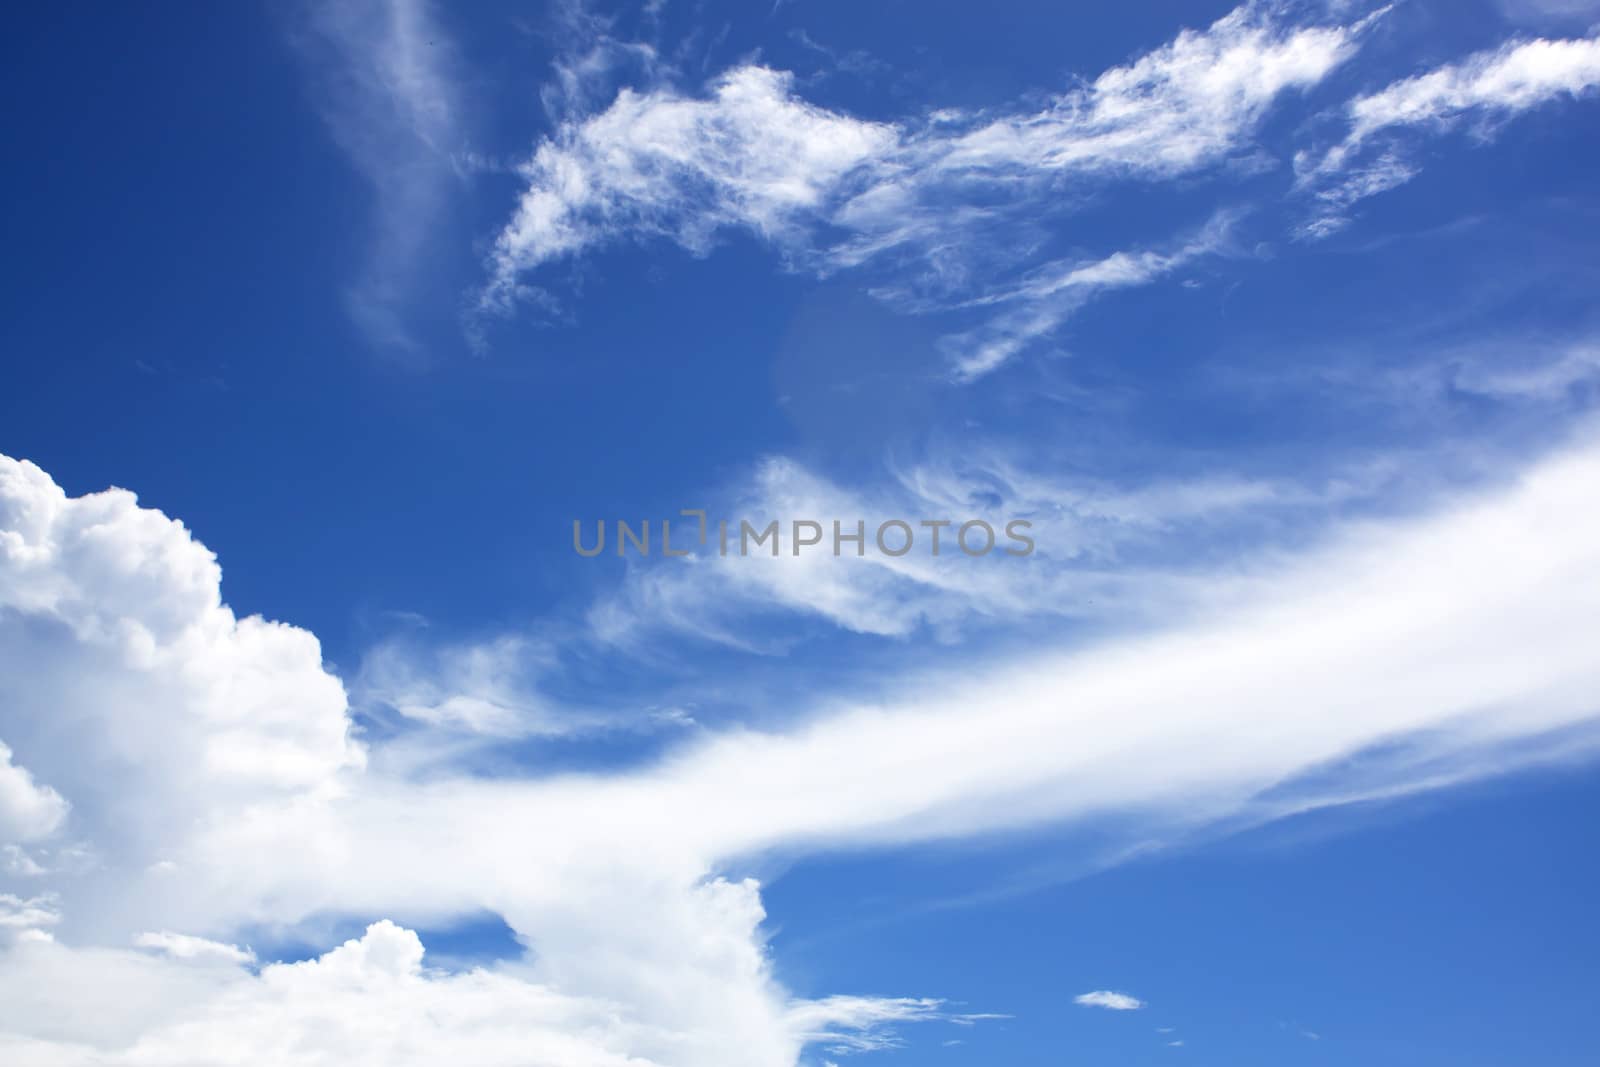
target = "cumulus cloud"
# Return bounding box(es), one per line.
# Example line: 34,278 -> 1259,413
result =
0,454 -> 965,1066
0,907 -> 948,1067
1075,990 -> 1145,1011
0,742 -> 67,845
0,920 -> 968,1066
0,921 -> 654,1066
5,429 -> 1600,1061
0,453 -> 364,938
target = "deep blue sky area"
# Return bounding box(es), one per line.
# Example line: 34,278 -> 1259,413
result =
766,766 -> 1600,1064
3,1 -> 1599,1064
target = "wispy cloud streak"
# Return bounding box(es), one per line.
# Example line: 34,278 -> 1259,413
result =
1298,34 -> 1600,234
481,2 -> 1366,377
291,0 -> 466,352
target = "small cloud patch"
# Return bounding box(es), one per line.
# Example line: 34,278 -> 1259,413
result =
1074,990 -> 1144,1011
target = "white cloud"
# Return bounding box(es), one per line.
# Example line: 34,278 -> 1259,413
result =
134,931 -> 255,965
358,633 -> 568,736
0,454 -> 964,1065
0,920 -> 956,1066
1075,990 -> 1145,1011
589,444 -> 1360,645
0,921 -> 656,1066
5,429 -> 1600,1061
1346,35 -> 1600,141
0,894 -> 59,935
2,846 -> 47,878
482,64 -> 896,311
1299,34 -> 1600,230
785,996 -> 946,1054
482,2 -> 1367,370
915,3 -> 1358,183
941,212 -> 1238,380
1450,342 -> 1600,400
354,630 -> 703,757
290,0 -> 466,352
0,452 -> 363,941
0,742 -> 67,845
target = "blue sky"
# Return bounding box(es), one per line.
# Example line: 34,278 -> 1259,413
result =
2,1 -> 1599,1064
